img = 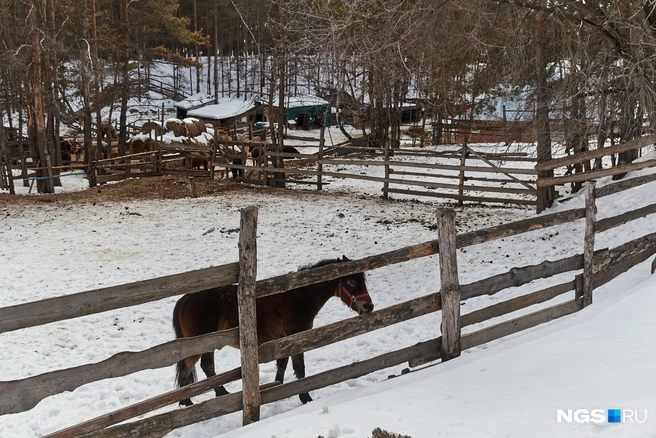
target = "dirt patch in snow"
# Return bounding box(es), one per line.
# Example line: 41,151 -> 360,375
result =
0,175 -> 263,206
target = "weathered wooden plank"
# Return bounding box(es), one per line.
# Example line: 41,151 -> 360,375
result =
535,134 -> 656,172
258,292 -> 442,363
461,300 -> 582,350
161,168 -> 211,177
595,172 -> 656,198
0,328 -> 239,415
259,338 -> 440,404
461,279 -> 576,327
158,144 -> 213,153
87,340 -> 439,438
79,388 -> 241,438
595,202 -> 656,233
319,158 -> 538,175
387,172 -> 537,194
385,188 -> 537,206
437,209 -> 461,361
214,139 -> 268,147
593,230 -> 656,274
397,180 -> 536,195
95,151 -> 159,164
0,262 -> 239,334
455,208 -> 586,248
283,134 -> 321,142
44,368 -> 242,438
389,169 -> 461,180
96,173 -> 125,184
537,159 -> 656,188
237,206 -> 261,424
256,241 -> 439,299
393,150 -> 531,161
389,168 -> 537,186
594,244 -> 656,289
583,182 -> 596,307
460,254 -> 583,300
256,208 -> 585,299
388,175 -> 536,194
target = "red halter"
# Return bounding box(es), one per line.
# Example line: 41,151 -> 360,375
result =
337,281 -> 370,309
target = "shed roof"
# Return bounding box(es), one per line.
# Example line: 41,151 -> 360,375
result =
173,92 -> 216,110
257,94 -> 329,109
187,97 -> 258,121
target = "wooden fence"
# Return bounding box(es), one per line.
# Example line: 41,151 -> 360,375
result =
536,134 -> 656,190
213,129 -> 538,207
0,172 -> 654,436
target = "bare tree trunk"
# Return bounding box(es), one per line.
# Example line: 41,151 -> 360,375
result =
274,0 -> 286,188
194,0 -> 200,94
88,0 -> 101,187
214,3 -> 219,99
81,0 -> 94,188
29,1 -> 54,194
47,0 -> 62,187
535,0 -> 554,213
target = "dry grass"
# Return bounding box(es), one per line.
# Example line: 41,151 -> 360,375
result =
0,175 -> 262,206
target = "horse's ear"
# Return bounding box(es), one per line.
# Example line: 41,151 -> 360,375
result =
342,255 -> 350,261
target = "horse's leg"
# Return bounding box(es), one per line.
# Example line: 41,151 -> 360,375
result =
176,355 -> 200,407
200,352 -> 229,397
291,353 -> 312,404
275,357 -> 289,384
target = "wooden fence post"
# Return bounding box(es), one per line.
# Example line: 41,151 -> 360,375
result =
238,206 -> 260,425
188,177 -> 197,198
437,208 -> 461,361
317,125 -> 325,190
383,140 -> 390,199
457,139 -> 467,206
583,180 -> 596,307
210,122 -> 218,180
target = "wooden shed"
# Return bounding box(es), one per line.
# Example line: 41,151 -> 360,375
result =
258,94 -> 331,130
174,93 -> 217,119
186,97 -> 261,131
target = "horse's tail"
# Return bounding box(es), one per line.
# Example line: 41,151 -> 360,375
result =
173,295 -> 197,388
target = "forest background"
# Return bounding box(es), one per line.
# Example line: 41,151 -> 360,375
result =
1,0 -> 656,201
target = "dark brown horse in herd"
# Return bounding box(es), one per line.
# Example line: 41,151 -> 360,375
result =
172,256 -> 373,406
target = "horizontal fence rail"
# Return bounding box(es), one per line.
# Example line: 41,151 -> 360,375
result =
0,262 -> 239,334
0,328 -> 239,415
535,134 -> 656,172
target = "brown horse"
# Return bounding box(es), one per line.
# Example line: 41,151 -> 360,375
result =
60,138 -> 75,162
249,145 -> 265,166
190,152 -> 210,170
172,256 -> 373,406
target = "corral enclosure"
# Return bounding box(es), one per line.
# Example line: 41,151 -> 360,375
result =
0,153 -> 655,436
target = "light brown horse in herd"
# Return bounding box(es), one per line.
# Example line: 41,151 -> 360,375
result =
172,256 -> 374,406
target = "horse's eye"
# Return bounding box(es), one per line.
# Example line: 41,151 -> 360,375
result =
346,279 -> 356,287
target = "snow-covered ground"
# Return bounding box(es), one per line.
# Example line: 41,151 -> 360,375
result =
1,141 -> 655,437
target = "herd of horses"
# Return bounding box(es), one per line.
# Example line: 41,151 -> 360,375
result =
172,256 -> 374,406
62,134 -> 300,180
190,144 -> 302,179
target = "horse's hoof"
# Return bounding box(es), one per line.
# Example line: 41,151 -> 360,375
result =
179,399 -> 193,407
299,393 -> 313,404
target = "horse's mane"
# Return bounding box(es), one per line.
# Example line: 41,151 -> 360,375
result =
297,258 -> 344,272
297,257 -> 367,286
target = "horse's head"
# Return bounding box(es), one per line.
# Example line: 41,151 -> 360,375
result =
336,256 -> 374,315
